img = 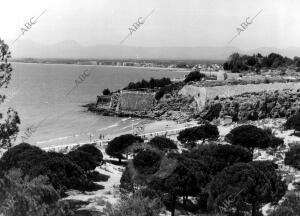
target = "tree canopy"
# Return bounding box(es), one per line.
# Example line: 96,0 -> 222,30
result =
225,125 -> 282,153
209,161 -> 286,216
148,136 -> 177,151
177,123 -> 219,143
106,134 -> 143,162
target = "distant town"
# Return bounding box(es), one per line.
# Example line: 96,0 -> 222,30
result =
9,57 -> 224,70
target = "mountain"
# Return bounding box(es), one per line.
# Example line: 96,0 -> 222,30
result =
9,40 -> 300,60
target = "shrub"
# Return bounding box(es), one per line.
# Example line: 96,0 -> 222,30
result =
285,110 -> 300,131
284,145 -> 300,170
177,123 -> 219,143
103,88 -> 111,95
104,191 -> 163,216
124,77 -> 171,90
0,169 -> 73,216
106,134 -> 143,163
148,136 -> 177,151
184,71 -> 206,83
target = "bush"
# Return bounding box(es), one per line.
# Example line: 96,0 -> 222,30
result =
133,149 -> 162,175
103,88 -> 111,95
285,110 -> 300,131
0,169 -> 73,216
177,123 -> 219,143
148,136 -> 177,151
124,77 -> 171,90
284,145 -> 300,170
106,134 -> 143,163
104,191 -> 163,216
184,71 -> 206,83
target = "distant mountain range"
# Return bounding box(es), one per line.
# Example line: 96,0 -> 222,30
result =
9,40 -> 300,60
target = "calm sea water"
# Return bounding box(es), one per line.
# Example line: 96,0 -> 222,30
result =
2,63 -> 187,148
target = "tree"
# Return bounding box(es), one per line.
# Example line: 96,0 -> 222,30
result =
177,123 -> 219,143
0,39 -> 20,148
106,134 -> 143,163
285,110 -> 300,132
0,169 -> 72,216
184,71 -> 206,83
68,150 -> 99,171
225,125 -> 276,154
76,144 -> 103,163
1,144 -> 99,192
148,136 -> 177,151
209,161 -> 286,216
103,88 -> 111,95
185,144 -> 252,176
133,148 -> 162,175
149,153 -> 210,216
284,145 -> 300,170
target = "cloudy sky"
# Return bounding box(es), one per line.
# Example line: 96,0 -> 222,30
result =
0,0 -> 299,50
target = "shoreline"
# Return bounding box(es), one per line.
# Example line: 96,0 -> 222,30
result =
42,119 -> 199,151
10,61 -> 190,72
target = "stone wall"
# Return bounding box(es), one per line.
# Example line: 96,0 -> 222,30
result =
119,91 -> 156,111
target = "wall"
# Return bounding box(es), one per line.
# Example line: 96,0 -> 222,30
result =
179,82 -> 300,111
119,91 -> 156,111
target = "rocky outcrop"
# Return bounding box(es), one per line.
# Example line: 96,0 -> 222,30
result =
198,89 -> 300,122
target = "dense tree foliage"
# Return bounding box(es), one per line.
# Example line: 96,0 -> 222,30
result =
154,82 -> 183,101
223,52 -> 296,73
284,145 -> 300,170
185,144 -> 252,176
0,143 -> 100,192
177,123 -> 219,143
124,77 -> 171,90
184,71 -> 206,83
0,169 -> 72,216
209,161 -> 286,216
148,136 -> 177,151
106,134 -> 143,163
149,153 -> 210,216
225,125 -> 283,154
68,144 -> 103,171
103,88 -> 111,95
285,110 -> 300,132
0,39 -> 20,148
133,148 -> 162,175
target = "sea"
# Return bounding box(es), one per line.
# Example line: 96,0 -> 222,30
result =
1,63 -> 188,148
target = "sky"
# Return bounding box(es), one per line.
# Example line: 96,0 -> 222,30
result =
0,0 -> 299,50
